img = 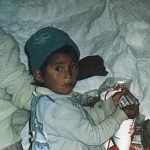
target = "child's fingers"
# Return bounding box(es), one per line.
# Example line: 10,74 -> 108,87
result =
113,84 -> 125,91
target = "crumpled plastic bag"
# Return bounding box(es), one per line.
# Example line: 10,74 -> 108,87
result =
79,89 -> 99,107
98,77 -> 135,150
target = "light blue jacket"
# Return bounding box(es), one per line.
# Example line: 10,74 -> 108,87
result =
30,86 -> 128,150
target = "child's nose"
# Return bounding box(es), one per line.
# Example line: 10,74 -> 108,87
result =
65,69 -> 72,79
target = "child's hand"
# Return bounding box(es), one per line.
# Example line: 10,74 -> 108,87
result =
122,104 -> 139,119
112,85 -> 125,105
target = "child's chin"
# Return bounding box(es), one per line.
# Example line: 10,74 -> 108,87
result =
62,90 -> 72,95
55,89 -> 72,95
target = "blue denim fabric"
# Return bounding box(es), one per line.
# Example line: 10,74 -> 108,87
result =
29,93 -> 52,150
32,141 -> 50,150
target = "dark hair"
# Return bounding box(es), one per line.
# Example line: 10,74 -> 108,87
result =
34,44 -> 79,86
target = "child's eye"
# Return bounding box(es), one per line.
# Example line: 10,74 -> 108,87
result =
71,63 -> 78,69
55,66 -> 63,72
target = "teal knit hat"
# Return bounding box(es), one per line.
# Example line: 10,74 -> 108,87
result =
25,27 -> 80,71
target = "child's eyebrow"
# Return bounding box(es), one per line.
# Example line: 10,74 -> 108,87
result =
52,62 -> 64,65
53,60 -> 78,65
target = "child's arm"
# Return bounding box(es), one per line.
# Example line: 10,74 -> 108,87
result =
79,91 -> 116,123
84,97 -> 116,124
0,28 -> 34,110
42,95 -> 138,147
44,100 -> 128,146
84,86 -> 125,123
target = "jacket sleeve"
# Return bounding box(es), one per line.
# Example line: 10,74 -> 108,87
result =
0,27 -> 34,110
84,97 -> 116,124
79,89 -> 117,123
44,100 -> 128,146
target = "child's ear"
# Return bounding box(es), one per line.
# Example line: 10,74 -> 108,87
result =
33,69 -> 44,83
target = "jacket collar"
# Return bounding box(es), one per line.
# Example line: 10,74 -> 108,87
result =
35,86 -> 79,97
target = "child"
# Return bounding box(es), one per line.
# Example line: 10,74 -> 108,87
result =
25,27 -> 139,150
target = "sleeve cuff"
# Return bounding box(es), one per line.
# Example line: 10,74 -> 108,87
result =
112,107 -> 128,125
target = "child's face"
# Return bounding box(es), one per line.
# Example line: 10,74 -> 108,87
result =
36,51 -> 79,95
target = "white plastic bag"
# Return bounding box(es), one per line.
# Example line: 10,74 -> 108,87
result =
99,77 -> 136,150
